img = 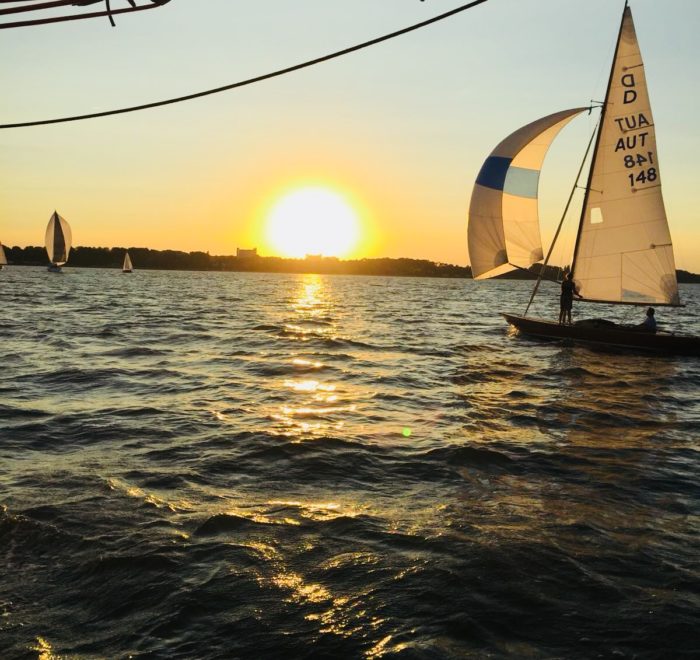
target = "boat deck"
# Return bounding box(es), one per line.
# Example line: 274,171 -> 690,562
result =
503,313 -> 700,356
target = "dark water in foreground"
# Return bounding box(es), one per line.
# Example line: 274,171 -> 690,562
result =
1,268 -> 698,659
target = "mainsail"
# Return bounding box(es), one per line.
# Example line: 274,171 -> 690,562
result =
468,107 -> 587,279
0,243 -> 7,266
572,7 -> 679,306
123,251 -> 133,271
45,211 -> 72,266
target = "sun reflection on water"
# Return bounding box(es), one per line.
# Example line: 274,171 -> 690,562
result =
32,637 -> 59,660
266,499 -> 361,521
267,275 -> 366,439
291,357 -> 323,369
106,477 -> 194,513
294,275 -> 325,315
283,379 -> 336,393
241,499 -> 381,642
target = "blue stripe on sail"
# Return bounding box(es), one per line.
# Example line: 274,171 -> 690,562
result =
503,166 -> 540,199
475,156 -> 511,191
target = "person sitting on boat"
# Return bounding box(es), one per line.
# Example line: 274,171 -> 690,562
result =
637,307 -> 657,333
558,272 -> 579,325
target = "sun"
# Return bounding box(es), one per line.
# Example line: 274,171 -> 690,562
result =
265,186 -> 361,258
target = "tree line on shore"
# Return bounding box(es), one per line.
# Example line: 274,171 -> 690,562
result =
4,245 -> 699,282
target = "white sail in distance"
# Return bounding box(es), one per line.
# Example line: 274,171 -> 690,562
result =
468,108 -> 587,279
0,243 -> 7,266
123,252 -> 133,272
573,7 -> 679,306
45,211 -> 72,266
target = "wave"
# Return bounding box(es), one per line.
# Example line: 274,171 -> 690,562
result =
102,346 -> 167,358
1,269 -> 698,659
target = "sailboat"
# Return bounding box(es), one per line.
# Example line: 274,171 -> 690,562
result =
122,251 -> 133,273
0,242 -> 7,270
45,211 -> 72,272
467,2 -> 699,356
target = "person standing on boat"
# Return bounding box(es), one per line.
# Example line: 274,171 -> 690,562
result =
558,272 -> 579,325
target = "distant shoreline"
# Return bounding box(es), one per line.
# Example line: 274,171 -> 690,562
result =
5,245 -> 700,282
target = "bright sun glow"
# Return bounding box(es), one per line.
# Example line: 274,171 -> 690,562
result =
265,187 -> 360,258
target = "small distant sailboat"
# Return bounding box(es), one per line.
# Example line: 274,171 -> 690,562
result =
45,211 -> 72,273
0,242 -> 7,270
122,251 -> 133,273
467,2 -> 699,355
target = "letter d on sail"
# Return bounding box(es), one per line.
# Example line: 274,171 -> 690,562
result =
622,73 -> 637,104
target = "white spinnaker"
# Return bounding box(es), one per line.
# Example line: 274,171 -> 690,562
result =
123,252 -> 133,271
45,211 -> 72,266
468,108 -> 587,280
573,7 -> 679,305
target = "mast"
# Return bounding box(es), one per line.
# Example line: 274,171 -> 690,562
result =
570,1 -> 628,277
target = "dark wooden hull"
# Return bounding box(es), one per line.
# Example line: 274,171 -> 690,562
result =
503,314 -> 700,356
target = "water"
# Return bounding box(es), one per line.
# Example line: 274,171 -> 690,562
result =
1,267 -> 698,659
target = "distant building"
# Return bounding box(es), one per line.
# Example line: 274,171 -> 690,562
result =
237,248 -> 258,259
305,254 -> 338,262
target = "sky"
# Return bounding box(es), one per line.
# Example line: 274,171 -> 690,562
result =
1,0 -> 698,270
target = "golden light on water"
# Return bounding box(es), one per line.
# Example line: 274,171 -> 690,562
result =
291,357 -> 322,369
107,477 -> 194,513
267,274 -> 362,438
32,637 -> 56,660
295,276 -> 325,313
283,379 -> 336,393
264,186 -> 361,258
237,500 -> 375,638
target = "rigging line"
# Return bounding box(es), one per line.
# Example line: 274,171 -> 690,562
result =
0,1 -> 164,28
106,0 -> 115,28
0,0 -> 489,129
524,111 -> 601,316
0,1 -> 94,14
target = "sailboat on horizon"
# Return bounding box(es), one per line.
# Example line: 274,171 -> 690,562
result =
122,251 -> 133,273
45,211 -> 72,273
467,2 -> 699,355
0,242 -> 7,270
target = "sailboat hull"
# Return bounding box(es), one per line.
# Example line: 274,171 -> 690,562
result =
503,314 -> 700,356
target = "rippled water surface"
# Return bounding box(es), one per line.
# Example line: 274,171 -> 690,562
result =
1,268 -> 699,659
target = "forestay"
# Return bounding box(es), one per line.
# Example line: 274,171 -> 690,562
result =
45,211 -> 72,266
572,8 -> 680,306
468,107 -> 587,280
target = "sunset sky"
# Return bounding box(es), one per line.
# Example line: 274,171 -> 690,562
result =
1,0 -> 698,270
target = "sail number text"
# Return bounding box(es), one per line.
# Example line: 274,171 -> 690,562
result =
614,131 -> 657,189
613,72 -> 657,189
